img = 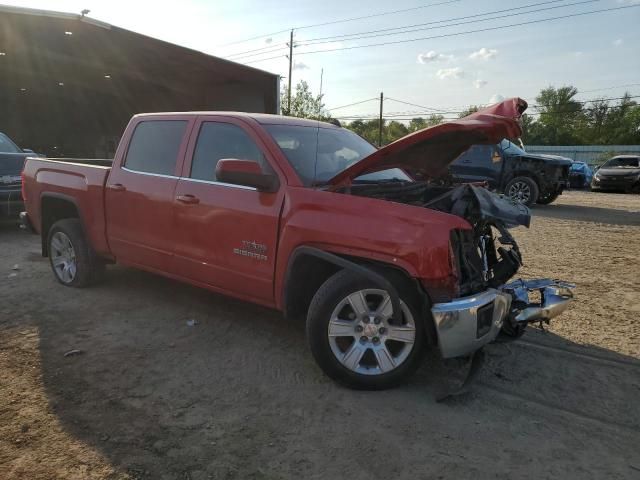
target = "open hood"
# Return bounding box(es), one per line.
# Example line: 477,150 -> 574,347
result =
327,97 -> 527,188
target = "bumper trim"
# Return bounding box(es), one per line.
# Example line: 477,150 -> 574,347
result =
19,211 -> 36,233
431,289 -> 512,359
431,279 -> 575,359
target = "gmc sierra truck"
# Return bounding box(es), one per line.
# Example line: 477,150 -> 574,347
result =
21,98 -> 574,390
449,139 -> 572,206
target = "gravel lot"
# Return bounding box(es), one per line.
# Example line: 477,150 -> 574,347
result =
1,190 -> 639,479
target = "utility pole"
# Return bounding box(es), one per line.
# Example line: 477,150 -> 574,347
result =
287,29 -> 294,114
378,91 -> 384,147
319,68 -> 324,98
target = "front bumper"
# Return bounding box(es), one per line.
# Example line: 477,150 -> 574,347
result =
592,177 -> 638,191
431,279 -> 574,358
0,188 -> 24,217
431,289 -> 512,358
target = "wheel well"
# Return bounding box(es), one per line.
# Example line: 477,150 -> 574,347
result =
40,196 -> 80,256
284,254 -> 341,321
504,171 -> 540,189
283,252 -> 427,321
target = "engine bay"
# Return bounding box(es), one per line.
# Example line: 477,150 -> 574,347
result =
345,182 -> 531,295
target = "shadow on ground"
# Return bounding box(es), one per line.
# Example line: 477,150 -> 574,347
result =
533,201 -> 640,226
22,265 -> 640,479
2,216 -> 639,479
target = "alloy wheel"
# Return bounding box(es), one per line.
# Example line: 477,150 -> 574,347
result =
327,289 -> 416,375
508,181 -> 531,203
50,231 -> 77,283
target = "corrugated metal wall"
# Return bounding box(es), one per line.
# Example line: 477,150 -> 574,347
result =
526,145 -> 640,166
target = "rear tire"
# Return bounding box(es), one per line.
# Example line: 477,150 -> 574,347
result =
505,176 -> 539,206
47,218 -> 105,287
306,269 -> 426,390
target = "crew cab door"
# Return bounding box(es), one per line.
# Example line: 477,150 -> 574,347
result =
171,116 -> 284,305
449,144 -> 503,187
105,117 -> 192,272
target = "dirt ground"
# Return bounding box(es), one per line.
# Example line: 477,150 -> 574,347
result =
1,190 -> 639,479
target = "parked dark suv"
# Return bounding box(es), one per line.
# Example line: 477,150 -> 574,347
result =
591,155 -> 640,193
449,139 -> 571,206
0,132 -> 36,218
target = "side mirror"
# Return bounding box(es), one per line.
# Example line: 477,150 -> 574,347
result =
216,159 -> 279,192
23,148 -> 34,154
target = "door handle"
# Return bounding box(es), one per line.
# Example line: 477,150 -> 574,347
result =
107,183 -> 126,191
176,194 -> 200,205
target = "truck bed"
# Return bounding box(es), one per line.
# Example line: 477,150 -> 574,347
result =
21,157 -> 113,256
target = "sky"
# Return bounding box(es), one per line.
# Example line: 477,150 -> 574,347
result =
4,0 -> 640,119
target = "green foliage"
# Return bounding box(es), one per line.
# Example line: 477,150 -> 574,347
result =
289,83 -> 639,147
523,87 -> 640,146
457,106 -> 480,118
346,114 -> 444,146
280,80 -> 329,120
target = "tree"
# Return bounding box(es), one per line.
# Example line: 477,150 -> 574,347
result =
532,86 -> 584,145
457,106 -> 480,118
408,114 -> 444,132
280,80 -> 329,120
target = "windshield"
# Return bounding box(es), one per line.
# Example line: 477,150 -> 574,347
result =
264,124 -> 411,186
498,138 -> 526,156
602,157 -> 639,168
0,133 -> 21,153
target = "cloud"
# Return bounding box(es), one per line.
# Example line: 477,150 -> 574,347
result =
436,67 -> 465,80
613,38 -> 623,46
265,37 -> 273,44
473,79 -> 488,89
293,61 -> 309,70
417,50 -> 453,63
489,94 -> 504,104
469,47 -> 498,60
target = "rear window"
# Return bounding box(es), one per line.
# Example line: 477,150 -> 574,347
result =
124,120 -> 187,175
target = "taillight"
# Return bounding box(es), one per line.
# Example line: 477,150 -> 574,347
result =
21,169 -> 26,202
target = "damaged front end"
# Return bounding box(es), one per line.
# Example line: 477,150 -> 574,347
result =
350,181 -> 574,359
425,184 -> 575,357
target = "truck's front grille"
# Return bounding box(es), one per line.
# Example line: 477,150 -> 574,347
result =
450,229 -> 486,296
476,302 -> 494,338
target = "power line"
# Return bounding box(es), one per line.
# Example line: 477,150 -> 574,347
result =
327,98 -> 379,111
579,83 -> 640,93
244,54 -> 288,64
298,0 -> 588,45
294,4 -> 639,55
334,94 -> 640,120
226,43 -> 288,60
386,97 -> 444,112
217,0 -> 461,47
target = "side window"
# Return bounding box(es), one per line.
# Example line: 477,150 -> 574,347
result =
454,145 -> 493,165
124,120 -> 187,176
191,122 -> 265,181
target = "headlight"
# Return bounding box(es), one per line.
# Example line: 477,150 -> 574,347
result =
594,172 -> 600,180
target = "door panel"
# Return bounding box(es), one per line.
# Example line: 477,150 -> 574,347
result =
171,118 -> 284,303
105,118 -> 191,272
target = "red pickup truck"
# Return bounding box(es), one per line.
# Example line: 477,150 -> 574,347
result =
21,98 -> 574,390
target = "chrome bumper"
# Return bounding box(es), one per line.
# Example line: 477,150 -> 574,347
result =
431,279 -> 574,359
431,289 -> 512,358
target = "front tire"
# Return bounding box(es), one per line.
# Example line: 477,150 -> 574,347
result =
505,176 -> 539,206
306,269 -> 426,390
47,218 -> 105,287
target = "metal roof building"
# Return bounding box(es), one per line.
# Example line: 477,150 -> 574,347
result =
0,5 -> 280,158
526,145 -> 640,166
